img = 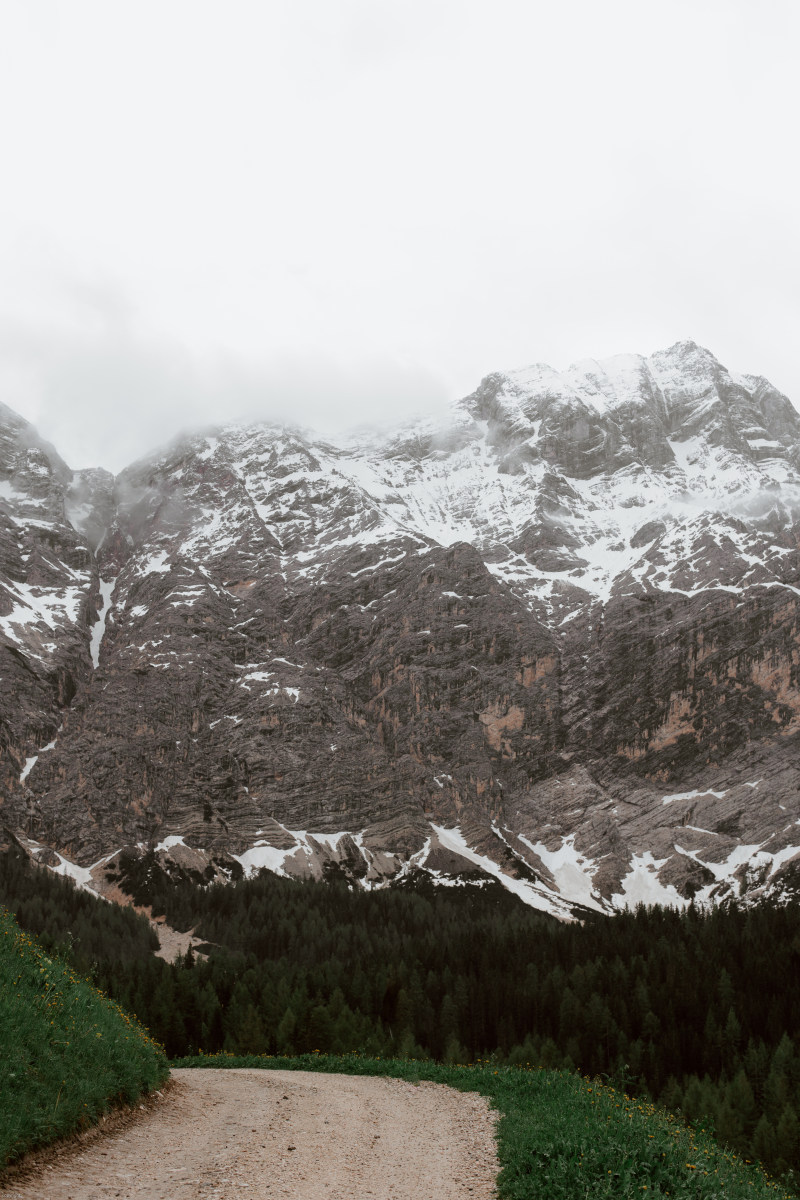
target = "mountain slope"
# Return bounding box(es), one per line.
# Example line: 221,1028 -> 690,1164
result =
4,340 -> 800,916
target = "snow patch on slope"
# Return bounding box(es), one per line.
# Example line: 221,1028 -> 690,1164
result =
611,853 -> 689,910
517,834 -> 605,912
430,825 -> 576,917
90,578 -> 116,669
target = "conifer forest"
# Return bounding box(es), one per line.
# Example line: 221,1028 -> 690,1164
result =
2,845 -> 800,1180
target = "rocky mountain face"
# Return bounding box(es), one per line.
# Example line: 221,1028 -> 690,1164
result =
4,340 -> 800,918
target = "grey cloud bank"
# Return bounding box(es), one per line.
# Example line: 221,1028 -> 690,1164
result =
0,304 -> 452,473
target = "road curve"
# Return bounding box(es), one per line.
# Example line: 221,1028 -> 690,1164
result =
3,1068 -> 499,1199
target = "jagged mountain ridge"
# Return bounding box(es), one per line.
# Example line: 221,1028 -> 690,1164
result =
3,340 -> 800,918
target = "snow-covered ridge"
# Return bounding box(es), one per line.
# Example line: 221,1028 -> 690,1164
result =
99,340 -> 800,627
141,340 -> 800,622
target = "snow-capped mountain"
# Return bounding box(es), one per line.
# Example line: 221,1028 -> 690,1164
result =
4,340 -> 800,918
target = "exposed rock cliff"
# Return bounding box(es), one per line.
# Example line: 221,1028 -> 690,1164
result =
4,341 -> 800,916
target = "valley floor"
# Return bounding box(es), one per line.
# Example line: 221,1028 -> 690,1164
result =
2,1068 -> 498,1200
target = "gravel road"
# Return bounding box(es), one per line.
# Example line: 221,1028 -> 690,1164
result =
3,1068 -> 498,1199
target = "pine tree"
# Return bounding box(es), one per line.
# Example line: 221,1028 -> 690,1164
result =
752,1113 -> 778,1169
721,1007 -> 743,1076
775,1104 -> 800,1174
659,1076 -> 682,1114
276,1006 -> 297,1056
307,1005 -> 334,1053
682,1076 -> 705,1122
443,1035 -> 468,1065
716,1099 -> 742,1150
726,1069 -> 757,1141
236,1004 -> 268,1055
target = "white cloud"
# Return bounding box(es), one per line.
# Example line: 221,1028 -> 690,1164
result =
0,280 -> 449,470
0,0 -> 798,469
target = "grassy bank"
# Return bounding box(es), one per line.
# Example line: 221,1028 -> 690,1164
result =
0,907 -> 168,1168
173,1052 -> 797,1199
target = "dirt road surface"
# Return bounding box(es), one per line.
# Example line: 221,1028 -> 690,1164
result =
3,1068 -> 499,1200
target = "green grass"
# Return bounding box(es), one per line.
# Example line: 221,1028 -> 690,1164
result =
0,906 -> 168,1167
172,1052 -> 797,1200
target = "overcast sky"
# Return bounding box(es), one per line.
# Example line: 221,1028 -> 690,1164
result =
0,0 -> 798,472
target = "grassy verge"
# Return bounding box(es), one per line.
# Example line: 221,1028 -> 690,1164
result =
172,1052 -> 796,1200
0,907 -> 168,1168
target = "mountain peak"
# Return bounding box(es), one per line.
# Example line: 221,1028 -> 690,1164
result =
658,337 -> 719,361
